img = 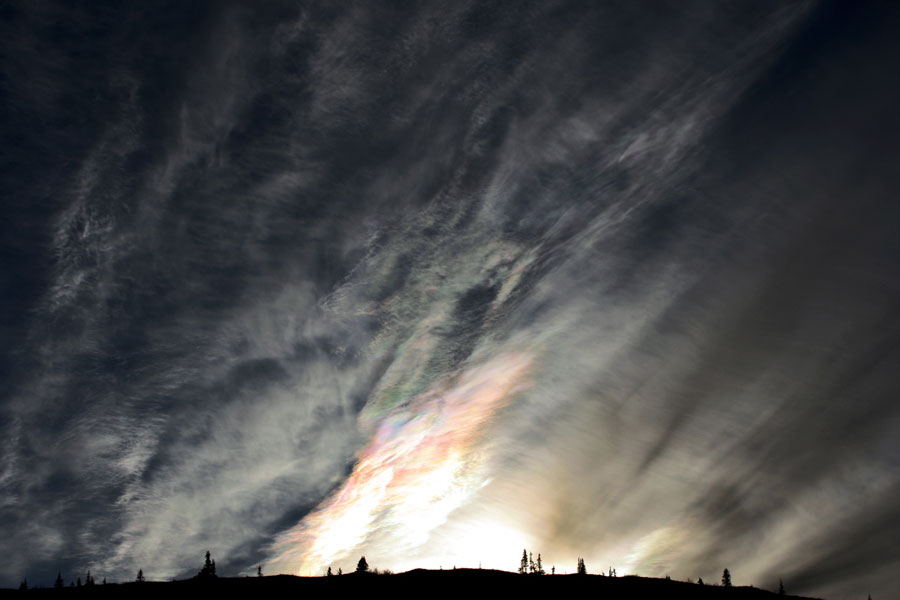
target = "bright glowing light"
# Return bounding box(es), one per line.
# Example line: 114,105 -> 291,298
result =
270,352 -> 535,574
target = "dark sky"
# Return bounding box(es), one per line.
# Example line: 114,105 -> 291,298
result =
3,1 -> 900,598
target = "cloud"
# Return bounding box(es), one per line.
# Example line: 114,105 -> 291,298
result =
2,3 -> 900,599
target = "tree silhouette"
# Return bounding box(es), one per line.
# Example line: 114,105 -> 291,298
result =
722,568 -> 732,587
136,569 -> 145,583
338,568 -> 342,576
198,551 -> 217,579
528,552 -> 535,574
18,579 -> 27,591
103,577 -> 107,585
577,558 -> 586,575
519,549 -> 527,574
55,572 -> 64,588
86,571 -> 95,586
76,576 -> 82,587
698,577 -> 704,585
327,566 -> 333,576
257,565 -> 263,577
536,553 -> 544,575
356,556 -> 369,573
779,578 -> 785,595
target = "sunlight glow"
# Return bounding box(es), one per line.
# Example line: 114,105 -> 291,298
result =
271,352 -> 535,574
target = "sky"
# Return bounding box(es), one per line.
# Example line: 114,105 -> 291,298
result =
2,1 -> 900,598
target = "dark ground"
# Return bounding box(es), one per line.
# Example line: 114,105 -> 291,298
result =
1,569 -> 823,599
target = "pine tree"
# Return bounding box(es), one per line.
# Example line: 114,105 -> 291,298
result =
257,565 -> 263,577
551,566 -> 555,575
519,549 -> 528,574
722,568 -> 732,587
77,576 -> 82,587
356,556 -> 369,573
529,552 -> 535,574
198,551 -> 217,579
779,579 -> 785,595
19,579 -> 27,591
577,558 -> 586,575
136,569 -> 145,583
327,566 -> 333,576
536,554 -> 544,575
55,572 -> 64,588
698,577 -> 704,585
338,568 -> 342,576
102,577 -> 107,585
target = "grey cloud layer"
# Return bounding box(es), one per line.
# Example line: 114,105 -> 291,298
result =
2,1 -> 900,598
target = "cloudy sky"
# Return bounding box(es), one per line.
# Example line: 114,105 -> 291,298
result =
3,1 -> 900,598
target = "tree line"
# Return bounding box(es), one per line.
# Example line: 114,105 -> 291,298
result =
16,549 -> 862,598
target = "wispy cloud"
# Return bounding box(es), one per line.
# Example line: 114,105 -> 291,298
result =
3,3 -> 900,599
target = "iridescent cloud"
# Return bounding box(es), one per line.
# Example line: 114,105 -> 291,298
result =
270,352 -> 535,574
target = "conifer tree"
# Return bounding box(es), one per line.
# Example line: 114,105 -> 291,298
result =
77,576 -> 82,587
257,565 -> 263,577
356,556 -> 369,573
529,552 -> 535,574
55,572 -> 64,588
198,551 -> 217,579
536,554 -> 544,575
19,579 -> 27,591
136,569 -> 145,583
577,558 -> 586,575
779,579 -> 785,595
722,568 -> 732,587
327,566 -> 333,576
519,549 -> 528,574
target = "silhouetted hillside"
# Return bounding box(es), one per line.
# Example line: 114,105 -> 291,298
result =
0,570 -> 824,600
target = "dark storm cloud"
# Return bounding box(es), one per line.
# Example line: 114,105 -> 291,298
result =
2,1 -> 900,598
